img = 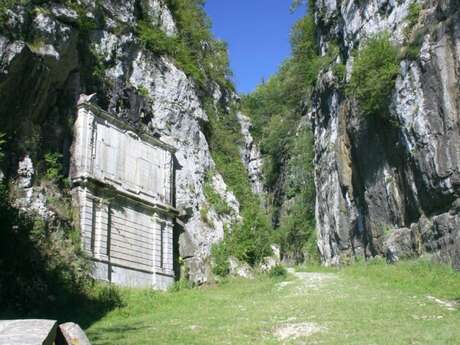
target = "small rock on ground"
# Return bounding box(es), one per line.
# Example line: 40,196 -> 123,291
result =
56,322 -> 91,345
274,322 -> 324,341
426,296 -> 458,311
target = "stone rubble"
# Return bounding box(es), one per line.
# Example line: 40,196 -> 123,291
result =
274,322 -> 324,341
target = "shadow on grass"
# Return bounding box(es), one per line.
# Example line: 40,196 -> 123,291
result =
0,286 -> 123,330
88,323 -> 151,344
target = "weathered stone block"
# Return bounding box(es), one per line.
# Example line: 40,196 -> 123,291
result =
0,319 -> 57,345
228,256 -> 254,279
384,228 -> 416,263
56,322 -> 91,345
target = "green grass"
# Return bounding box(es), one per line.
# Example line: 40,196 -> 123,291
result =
342,258 -> 460,300
86,260 -> 460,345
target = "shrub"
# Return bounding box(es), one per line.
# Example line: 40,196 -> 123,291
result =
205,98 -> 273,267
0,175 -> 125,320
158,0 -> 233,90
137,20 -> 179,56
136,20 -> 206,87
278,200 -> 317,263
0,0 -> 29,27
211,242 -> 230,277
200,206 -> 211,226
241,14 -> 321,264
95,284 -> 125,309
0,182 -> 83,315
138,85 -> 149,97
348,33 -> 400,117
290,15 -> 319,85
226,207 -> 273,266
44,152 -> 64,182
269,265 -> 288,278
261,114 -> 293,187
402,29 -> 425,61
404,2 -> 422,39
333,62 -> 346,82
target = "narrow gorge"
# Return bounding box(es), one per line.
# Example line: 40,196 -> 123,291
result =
0,0 -> 459,338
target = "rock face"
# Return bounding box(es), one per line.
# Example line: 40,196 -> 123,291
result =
228,256 -> 254,279
0,0 -> 240,284
312,0 -> 460,269
237,111 -> 264,195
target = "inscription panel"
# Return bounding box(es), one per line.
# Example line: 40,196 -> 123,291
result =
72,105 -> 174,207
93,120 -> 167,203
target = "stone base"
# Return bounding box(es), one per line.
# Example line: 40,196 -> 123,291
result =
93,260 -> 174,290
155,272 -> 175,290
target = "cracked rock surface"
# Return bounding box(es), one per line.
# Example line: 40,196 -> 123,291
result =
312,0 -> 460,269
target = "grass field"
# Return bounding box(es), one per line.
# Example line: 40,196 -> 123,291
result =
86,260 -> 460,345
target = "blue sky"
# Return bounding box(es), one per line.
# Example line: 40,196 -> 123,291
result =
204,0 -> 307,94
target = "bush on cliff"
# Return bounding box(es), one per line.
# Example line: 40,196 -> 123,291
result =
138,1 -> 228,88
348,33 -> 400,117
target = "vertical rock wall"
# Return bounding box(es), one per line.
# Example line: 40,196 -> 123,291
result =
312,0 -> 460,268
237,111 -> 264,195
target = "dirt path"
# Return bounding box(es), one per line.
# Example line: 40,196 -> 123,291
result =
271,268 -> 339,342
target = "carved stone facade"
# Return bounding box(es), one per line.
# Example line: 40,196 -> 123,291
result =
71,102 -> 178,289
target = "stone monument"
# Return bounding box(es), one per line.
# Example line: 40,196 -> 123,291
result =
71,100 -> 178,289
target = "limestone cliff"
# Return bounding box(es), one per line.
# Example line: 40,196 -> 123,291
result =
0,0 -> 246,283
312,0 -> 460,269
237,111 -> 264,195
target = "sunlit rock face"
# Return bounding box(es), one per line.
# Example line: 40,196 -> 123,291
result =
237,112 -> 264,195
312,0 -> 460,269
0,0 -> 240,284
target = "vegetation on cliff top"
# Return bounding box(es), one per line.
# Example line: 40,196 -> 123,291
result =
138,1 -> 232,91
